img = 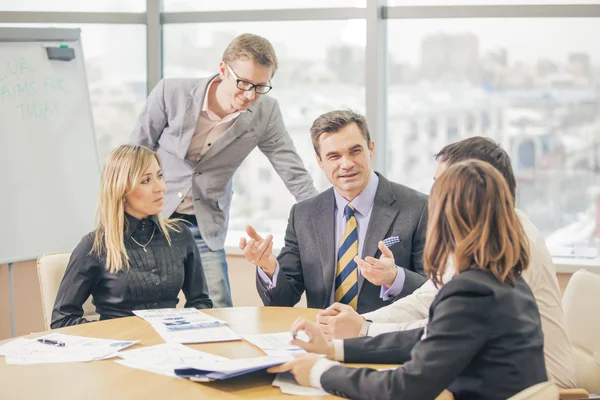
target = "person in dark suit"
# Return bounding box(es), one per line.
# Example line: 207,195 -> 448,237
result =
239,110 -> 428,314
268,159 -> 548,400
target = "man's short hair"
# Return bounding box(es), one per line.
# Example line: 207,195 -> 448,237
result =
310,110 -> 371,158
222,33 -> 278,76
434,136 -> 517,201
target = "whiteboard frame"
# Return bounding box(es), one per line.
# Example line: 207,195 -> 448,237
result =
0,27 -> 100,264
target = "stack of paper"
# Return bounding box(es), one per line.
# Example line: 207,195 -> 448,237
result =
0,333 -> 138,365
116,343 -> 289,382
174,355 -> 291,381
116,343 -> 229,378
242,331 -> 309,357
273,372 -> 329,396
133,308 -> 241,344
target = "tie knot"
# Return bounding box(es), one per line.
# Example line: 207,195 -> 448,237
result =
344,204 -> 355,219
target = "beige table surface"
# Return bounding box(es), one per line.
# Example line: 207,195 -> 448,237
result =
0,306 -> 453,400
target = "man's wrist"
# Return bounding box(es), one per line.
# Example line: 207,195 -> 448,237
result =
326,342 -> 335,360
385,267 -> 398,287
259,261 -> 277,278
358,319 -> 372,337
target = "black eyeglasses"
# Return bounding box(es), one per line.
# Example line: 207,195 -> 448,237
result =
226,64 -> 273,94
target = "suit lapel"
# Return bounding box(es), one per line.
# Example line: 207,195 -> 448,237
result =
176,76 -> 215,160
359,174 -> 399,294
311,189 -> 336,307
197,103 -> 257,164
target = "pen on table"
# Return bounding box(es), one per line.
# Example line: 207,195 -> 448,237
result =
37,338 -> 66,347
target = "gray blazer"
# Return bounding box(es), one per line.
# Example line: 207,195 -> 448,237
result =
130,76 -> 318,250
256,173 -> 428,314
322,269 -> 548,400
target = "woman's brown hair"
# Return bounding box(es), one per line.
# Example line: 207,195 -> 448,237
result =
425,159 -> 530,286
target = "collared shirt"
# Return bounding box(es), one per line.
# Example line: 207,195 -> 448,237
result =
51,213 -> 212,328
175,76 -> 244,214
258,171 -> 407,303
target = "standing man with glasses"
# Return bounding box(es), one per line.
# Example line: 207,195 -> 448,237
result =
131,33 -> 318,307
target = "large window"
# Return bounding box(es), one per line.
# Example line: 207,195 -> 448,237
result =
0,0 -> 145,12
163,0 -> 364,12
387,0 -> 600,5
0,23 -> 147,161
387,18 -> 600,255
163,21 -> 365,242
1,1 -> 597,262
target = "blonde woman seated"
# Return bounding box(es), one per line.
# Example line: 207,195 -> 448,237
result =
51,145 -> 212,328
268,160 -> 548,400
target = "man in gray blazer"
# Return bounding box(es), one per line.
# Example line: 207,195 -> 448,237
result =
240,110 -> 428,314
131,34 -> 318,307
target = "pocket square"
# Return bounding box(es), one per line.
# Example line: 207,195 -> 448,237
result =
383,236 -> 400,248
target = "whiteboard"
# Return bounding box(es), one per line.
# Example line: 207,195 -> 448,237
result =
0,28 -> 100,264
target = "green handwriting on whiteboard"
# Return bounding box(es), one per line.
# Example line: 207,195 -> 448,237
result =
44,77 -> 68,93
0,57 -> 33,83
15,102 -> 60,121
0,81 -> 37,101
1,77 -> 69,102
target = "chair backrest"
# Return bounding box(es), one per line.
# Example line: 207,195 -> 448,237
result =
562,269 -> 600,393
507,382 -> 558,400
37,253 -> 98,330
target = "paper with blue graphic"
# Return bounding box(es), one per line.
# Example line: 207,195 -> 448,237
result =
133,308 -> 241,344
0,333 -> 138,364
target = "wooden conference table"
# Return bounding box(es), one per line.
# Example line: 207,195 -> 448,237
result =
0,307 -> 453,400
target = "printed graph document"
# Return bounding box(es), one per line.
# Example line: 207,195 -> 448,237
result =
273,372 -> 329,396
0,333 -> 138,365
242,331 -> 309,357
133,308 -> 241,344
116,343 -> 229,378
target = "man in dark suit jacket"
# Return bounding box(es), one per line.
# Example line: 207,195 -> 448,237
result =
240,110 -> 428,314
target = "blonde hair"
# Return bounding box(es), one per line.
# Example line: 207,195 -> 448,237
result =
92,145 -> 179,273
222,33 -> 278,76
425,159 -> 530,286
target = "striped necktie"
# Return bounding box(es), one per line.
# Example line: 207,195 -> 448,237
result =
334,204 -> 359,309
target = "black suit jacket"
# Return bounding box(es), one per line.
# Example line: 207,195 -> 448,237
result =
321,269 -> 548,400
256,173 -> 428,314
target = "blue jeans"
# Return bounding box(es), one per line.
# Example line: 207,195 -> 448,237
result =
188,226 -> 233,308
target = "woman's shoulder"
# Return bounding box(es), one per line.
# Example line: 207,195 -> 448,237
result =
431,270 -> 502,325
74,231 -> 96,254
68,231 -> 103,267
436,270 -> 501,304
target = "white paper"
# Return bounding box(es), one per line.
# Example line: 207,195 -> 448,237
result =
133,308 -> 241,344
273,372 -> 329,396
116,343 -> 229,378
1,333 -> 138,365
0,338 -> 29,356
153,325 -> 241,344
242,331 -> 309,353
133,308 -> 224,324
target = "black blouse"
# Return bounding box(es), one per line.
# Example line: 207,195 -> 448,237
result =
51,214 -> 212,328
